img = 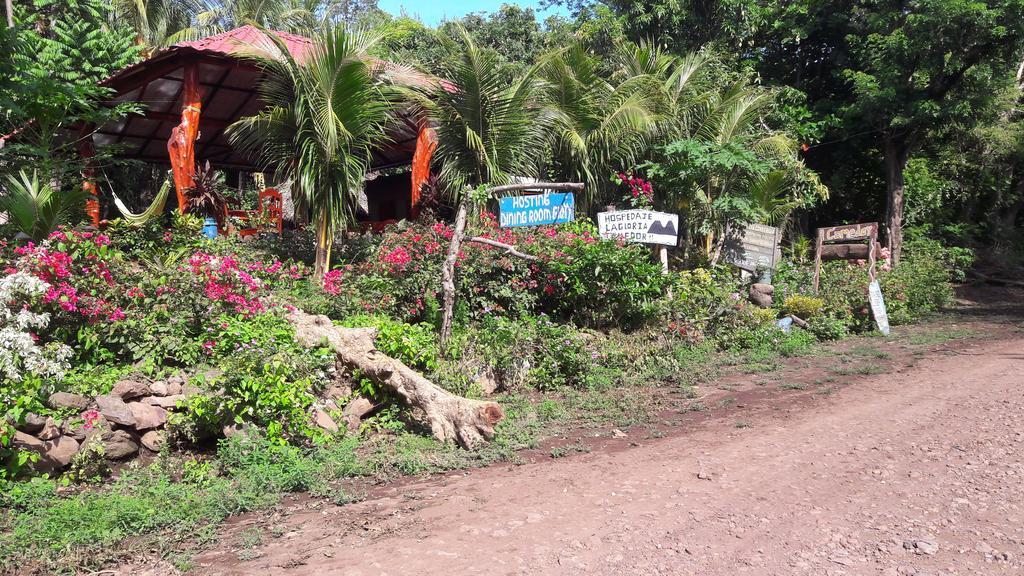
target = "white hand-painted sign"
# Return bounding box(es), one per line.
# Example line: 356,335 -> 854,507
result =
597,209 -> 679,246
868,280 -> 891,336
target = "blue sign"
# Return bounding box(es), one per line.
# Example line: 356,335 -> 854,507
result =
499,193 -> 576,227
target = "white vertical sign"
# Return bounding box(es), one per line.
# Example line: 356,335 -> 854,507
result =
868,280 -> 890,336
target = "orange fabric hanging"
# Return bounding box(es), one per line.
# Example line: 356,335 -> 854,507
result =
410,125 -> 437,219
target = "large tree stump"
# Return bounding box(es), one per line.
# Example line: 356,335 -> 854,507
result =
288,310 -> 503,449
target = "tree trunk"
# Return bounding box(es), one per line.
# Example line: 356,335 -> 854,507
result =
288,310 -> 503,448
439,195 -> 469,349
313,215 -> 331,281
884,134 -> 910,266
5,0 -> 13,28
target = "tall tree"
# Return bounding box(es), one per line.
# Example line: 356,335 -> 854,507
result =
1,0 -> 140,187
753,0 -> 1024,263
228,27 -> 394,279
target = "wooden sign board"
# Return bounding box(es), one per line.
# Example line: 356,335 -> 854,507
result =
813,222 -> 879,292
724,224 -> 782,273
821,222 -> 877,244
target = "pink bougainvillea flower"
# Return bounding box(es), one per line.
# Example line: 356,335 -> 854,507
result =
81,409 -> 101,430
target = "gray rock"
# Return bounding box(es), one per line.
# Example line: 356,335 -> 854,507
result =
47,392 -> 90,411
128,402 -> 168,430
475,370 -> 500,395
313,408 -> 338,432
165,381 -> 183,396
748,286 -> 773,308
101,429 -> 140,460
344,415 -> 361,431
13,431 -> 79,473
111,380 -> 150,400
95,395 -> 136,427
140,430 -> 166,452
42,436 -> 79,471
12,412 -> 47,434
36,417 -> 61,441
142,394 -> 184,409
343,397 -> 374,419
751,283 -> 775,295
904,539 -> 938,555
148,381 -> 170,397
324,383 -> 352,401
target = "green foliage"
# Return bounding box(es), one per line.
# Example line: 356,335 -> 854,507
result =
406,23 -> 552,192
0,172 -> 87,242
781,295 -> 824,319
544,222 -> 666,328
881,236 -> 970,324
2,0 -> 141,184
339,315 -> 439,372
661,266 -> 743,341
453,315 -> 592,391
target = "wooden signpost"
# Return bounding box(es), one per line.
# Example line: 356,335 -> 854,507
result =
814,222 -> 890,335
813,222 -> 879,292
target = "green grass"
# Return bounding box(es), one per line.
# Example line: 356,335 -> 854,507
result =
829,363 -> 888,376
905,327 -> 978,346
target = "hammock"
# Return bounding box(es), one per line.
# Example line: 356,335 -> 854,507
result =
112,179 -> 171,226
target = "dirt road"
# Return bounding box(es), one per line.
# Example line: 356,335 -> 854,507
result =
187,315 -> 1024,576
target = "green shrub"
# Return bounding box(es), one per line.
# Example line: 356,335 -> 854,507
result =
454,315 -> 592,391
809,314 -> 850,341
782,294 -> 824,319
339,315 -> 439,372
881,236 -> 969,324
662,267 -> 743,342
544,225 -> 666,328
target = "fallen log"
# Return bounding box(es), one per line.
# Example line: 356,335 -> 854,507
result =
288,310 -> 503,449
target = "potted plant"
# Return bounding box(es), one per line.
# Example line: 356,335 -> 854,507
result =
185,161 -> 227,238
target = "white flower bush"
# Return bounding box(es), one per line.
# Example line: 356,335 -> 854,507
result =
0,271 -> 72,381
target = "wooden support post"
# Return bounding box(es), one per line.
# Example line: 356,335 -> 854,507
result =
77,127 -> 101,228
167,62 -> 202,213
812,227 -> 824,293
409,125 -> 437,219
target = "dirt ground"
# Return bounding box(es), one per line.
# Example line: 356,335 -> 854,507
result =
141,287 -> 1024,576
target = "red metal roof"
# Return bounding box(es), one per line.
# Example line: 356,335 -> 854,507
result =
172,25 -> 315,61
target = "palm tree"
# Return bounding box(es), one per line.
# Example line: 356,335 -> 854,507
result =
407,24 -> 553,193
658,81 -> 826,263
110,0 -> 201,49
227,26 -> 394,279
112,0 -> 353,48
539,43 -> 664,210
1,171 -> 87,242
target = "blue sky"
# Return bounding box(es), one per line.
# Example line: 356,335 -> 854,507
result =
377,0 -> 570,26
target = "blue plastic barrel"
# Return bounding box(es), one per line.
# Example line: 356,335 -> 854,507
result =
203,217 -> 218,239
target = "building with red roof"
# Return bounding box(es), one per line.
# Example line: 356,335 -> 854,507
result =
85,25 -> 436,227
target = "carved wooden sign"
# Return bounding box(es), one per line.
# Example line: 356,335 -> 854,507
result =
821,222 -> 877,243
813,222 -> 879,292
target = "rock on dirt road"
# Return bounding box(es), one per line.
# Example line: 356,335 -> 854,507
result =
172,327 -> 1024,576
